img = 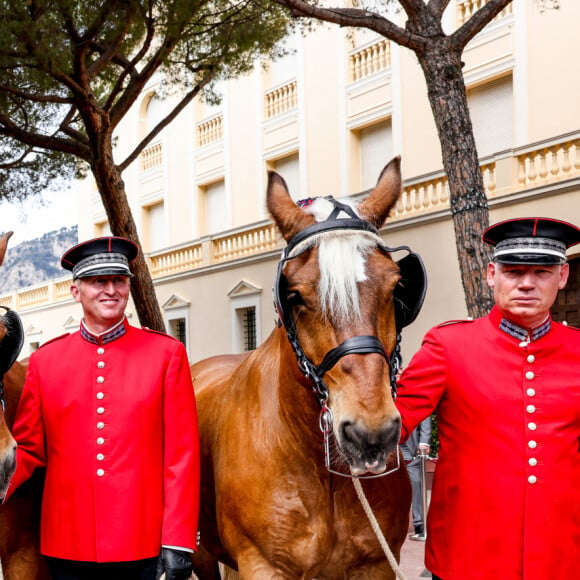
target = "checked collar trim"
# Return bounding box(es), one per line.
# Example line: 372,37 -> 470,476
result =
499,316 -> 551,343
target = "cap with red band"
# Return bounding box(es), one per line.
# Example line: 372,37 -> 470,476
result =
61,237 -> 138,279
483,217 -> 580,265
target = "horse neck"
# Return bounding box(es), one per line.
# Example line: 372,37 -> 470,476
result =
261,326 -> 326,444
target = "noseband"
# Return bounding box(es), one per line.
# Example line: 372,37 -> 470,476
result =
273,197 -> 426,478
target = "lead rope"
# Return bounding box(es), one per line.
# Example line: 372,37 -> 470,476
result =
352,477 -> 408,580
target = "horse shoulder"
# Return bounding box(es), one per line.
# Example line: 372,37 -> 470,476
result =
191,352 -> 251,454
191,353 -> 248,394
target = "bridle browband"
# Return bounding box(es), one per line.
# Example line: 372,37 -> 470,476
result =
274,197 -> 425,478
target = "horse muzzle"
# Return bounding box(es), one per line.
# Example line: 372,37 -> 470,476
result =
338,416 -> 401,476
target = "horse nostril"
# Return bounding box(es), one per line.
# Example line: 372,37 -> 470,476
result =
341,417 -> 401,455
341,421 -> 362,447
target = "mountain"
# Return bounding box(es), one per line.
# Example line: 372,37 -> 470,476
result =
0,226 -> 78,294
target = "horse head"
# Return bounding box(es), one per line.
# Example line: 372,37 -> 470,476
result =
267,157 -> 424,477
0,232 -> 22,497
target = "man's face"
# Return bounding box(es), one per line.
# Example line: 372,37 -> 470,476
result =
71,275 -> 130,331
487,262 -> 569,328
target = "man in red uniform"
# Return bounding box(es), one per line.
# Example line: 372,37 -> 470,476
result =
396,218 -> 580,580
6,237 -> 200,580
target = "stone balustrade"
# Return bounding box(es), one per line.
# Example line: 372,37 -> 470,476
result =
213,223 -> 280,263
197,114 -> 224,147
265,80 -> 297,118
349,39 -> 391,83
140,142 -> 163,170
148,243 -> 204,278
457,0 -> 513,26
515,139 -> 580,188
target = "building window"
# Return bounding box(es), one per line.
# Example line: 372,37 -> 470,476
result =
468,75 -> 514,158
269,33 -> 298,87
229,281 -> 262,354
200,180 -> 228,235
24,324 -> 44,358
271,154 -> 300,200
145,93 -> 164,134
169,317 -> 187,346
162,296 -> 191,356
144,201 -> 166,251
359,119 -> 393,191
239,306 -> 257,351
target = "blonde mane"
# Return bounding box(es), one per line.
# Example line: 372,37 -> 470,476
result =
289,197 -> 381,326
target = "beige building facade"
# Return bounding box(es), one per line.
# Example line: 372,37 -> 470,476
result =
3,0 -> 580,366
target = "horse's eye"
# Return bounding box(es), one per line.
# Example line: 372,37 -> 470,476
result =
287,291 -> 304,307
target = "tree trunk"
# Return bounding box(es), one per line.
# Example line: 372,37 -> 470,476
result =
415,41 -> 494,318
91,144 -> 166,332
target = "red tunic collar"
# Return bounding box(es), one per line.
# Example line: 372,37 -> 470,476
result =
80,317 -> 129,345
490,306 -> 551,343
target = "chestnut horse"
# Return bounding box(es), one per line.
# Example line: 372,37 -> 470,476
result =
191,157 -> 426,579
0,232 -> 48,580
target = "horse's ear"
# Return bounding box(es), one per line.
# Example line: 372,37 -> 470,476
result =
358,156 -> 402,229
0,232 -> 13,267
267,171 -> 315,242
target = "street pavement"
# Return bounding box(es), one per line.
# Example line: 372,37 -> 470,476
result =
400,523 -> 432,579
399,456 -> 435,579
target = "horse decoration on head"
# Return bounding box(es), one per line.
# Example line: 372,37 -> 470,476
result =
191,156 -> 427,579
0,231 -> 49,580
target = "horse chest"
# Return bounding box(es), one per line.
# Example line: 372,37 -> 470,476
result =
241,476 -> 381,569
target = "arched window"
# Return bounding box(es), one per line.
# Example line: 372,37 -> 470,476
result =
145,93 -> 163,135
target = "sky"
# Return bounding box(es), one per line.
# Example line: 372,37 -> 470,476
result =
0,187 -> 78,247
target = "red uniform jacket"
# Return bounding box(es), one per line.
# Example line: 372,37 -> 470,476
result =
8,318 -> 200,562
397,306 -> 580,580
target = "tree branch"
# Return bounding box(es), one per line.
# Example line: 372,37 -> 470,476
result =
398,0 -> 428,15
59,106 -> 90,146
428,0 -> 453,19
270,0 -> 425,51
0,83 -> 71,105
452,0 -> 513,49
103,14 -> 157,112
0,112 -> 90,160
0,147 -> 30,170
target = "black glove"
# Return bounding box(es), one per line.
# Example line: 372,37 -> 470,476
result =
155,547 -> 192,580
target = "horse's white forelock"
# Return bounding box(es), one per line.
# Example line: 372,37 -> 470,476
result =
288,197 -> 382,326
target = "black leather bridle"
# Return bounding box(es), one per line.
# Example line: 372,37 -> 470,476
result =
273,197 -> 427,477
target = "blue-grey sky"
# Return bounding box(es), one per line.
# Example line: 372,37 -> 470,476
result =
0,188 -> 77,246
